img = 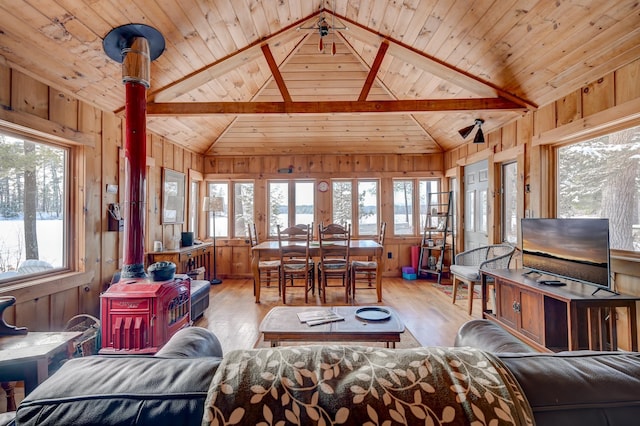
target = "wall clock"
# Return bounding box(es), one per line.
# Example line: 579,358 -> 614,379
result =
318,181 -> 329,192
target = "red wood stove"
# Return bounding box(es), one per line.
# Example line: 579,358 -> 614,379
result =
100,276 -> 190,354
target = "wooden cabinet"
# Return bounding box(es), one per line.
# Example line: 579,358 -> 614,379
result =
147,243 -> 213,281
483,269 -> 639,352
495,279 -> 544,345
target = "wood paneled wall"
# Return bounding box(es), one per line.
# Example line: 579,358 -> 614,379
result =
445,57 -> 640,296
0,64 -> 202,328
1,56 -> 639,333
203,154 -> 445,279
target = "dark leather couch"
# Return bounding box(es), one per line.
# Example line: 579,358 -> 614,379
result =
6,327 -> 223,426
456,319 -> 640,425
5,320 -> 640,425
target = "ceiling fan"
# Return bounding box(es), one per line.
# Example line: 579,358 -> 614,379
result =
458,119 -> 485,144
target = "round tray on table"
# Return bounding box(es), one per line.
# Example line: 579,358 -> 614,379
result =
355,307 -> 391,321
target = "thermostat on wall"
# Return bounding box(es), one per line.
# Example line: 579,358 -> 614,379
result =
106,184 -> 118,194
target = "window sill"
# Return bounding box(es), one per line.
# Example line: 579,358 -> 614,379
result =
0,270 -> 95,303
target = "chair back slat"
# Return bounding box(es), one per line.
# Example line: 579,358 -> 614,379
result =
248,223 -> 259,247
278,224 -> 312,265
318,223 -> 351,269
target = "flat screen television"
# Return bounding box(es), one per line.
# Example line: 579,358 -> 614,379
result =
521,218 -> 611,291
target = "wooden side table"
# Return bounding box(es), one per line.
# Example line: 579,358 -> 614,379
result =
0,331 -> 81,398
147,242 -> 213,281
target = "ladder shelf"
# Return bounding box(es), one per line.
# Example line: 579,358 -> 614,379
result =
417,191 -> 454,284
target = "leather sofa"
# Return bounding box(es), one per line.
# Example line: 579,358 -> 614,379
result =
5,320 -> 640,425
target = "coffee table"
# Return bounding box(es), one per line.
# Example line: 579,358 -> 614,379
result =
259,306 -> 405,348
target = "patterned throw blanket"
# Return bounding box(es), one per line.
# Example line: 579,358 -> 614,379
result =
203,345 -> 534,425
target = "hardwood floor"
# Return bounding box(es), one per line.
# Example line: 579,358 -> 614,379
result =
194,276 -> 482,352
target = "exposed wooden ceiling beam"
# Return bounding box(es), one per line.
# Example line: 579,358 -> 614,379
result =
334,13 -> 536,110
261,44 -> 291,102
358,40 -> 389,101
147,98 -> 527,116
150,14 -> 321,102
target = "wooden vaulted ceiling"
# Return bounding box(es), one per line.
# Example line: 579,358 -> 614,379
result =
1,1 -> 639,156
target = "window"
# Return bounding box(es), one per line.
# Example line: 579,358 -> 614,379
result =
394,180 -> 414,235
330,179 -> 379,236
501,162 -> 518,244
207,182 -> 228,238
233,182 -> 254,238
332,180 -> 352,227
207,181 -> 254,238
557,125 -> 640,252
189,179 -> 199,233
0,132 -> 70,283
358,180 -> 378,235
268,180 -> 314,235
419,180 -> 440,234
392,179 -> 440,236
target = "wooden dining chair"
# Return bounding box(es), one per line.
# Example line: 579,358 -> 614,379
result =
350,221 -> 386,302
277,224 -> 314,303
317,223 -> 351,303
248,223 -> 281,298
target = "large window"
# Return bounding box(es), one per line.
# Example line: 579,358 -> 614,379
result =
268,180 -> 314,235
0,132 -> 69,282
207,181 -> 254,238
557,125 -> 640,251
331,179 -> 379,236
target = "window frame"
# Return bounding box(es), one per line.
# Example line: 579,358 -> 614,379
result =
206,180 -> 255,239
500,161 -> 518,244
0,128 -> 79,287
554,124 -> 640,254
391,178 -> 440,237
267,180 -> 315,237
329,178 -> 381,237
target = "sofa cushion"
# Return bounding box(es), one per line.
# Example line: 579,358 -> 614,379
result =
155,326 -> 222,358
498,351 -> 640,426
455,319 -> 536,353
202,345 -> 534,425
15,356 -> 222,426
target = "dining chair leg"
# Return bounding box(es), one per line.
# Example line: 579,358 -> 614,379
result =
322,274 -> 327,303
452,277 -> 459,304
281,274 -> 287,304
468,282 -> 475,315
345,273 -> 350,303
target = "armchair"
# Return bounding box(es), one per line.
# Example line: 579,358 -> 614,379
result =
450,244 -> 515,314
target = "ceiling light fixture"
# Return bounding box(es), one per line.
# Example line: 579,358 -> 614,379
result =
297,1 -> 347,55
458,119 -> 485,144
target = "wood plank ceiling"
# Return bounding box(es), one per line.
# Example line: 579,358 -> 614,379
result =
1,1 -> 639,156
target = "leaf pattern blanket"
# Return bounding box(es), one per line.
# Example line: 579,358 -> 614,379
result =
203,345 -> 534,426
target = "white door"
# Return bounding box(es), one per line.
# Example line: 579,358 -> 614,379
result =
463,160 -> 489,250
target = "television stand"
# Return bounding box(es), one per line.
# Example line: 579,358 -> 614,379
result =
482,269 -> 639,352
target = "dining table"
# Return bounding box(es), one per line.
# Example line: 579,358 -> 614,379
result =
251,239 -> 383,303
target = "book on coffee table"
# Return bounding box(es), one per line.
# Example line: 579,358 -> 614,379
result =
297,310 -> 344,326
